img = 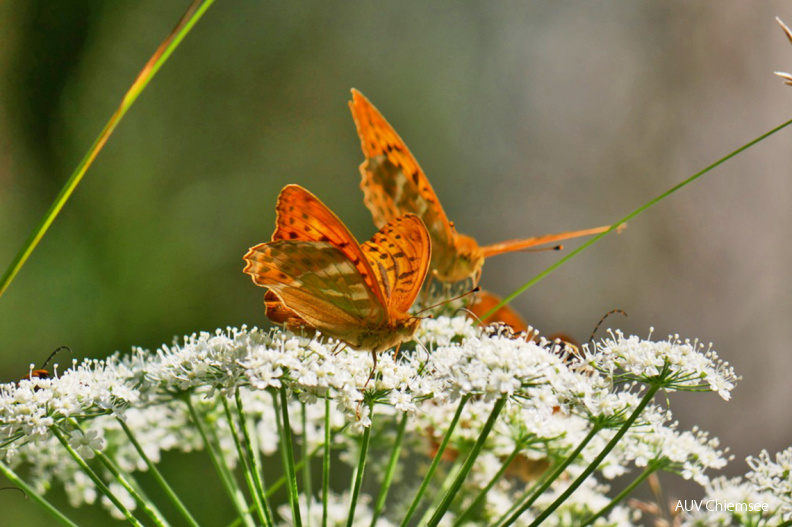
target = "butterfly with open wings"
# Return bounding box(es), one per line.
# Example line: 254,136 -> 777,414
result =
243,184 -> 432,365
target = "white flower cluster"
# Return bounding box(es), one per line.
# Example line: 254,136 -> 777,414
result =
586,329 -> 739,400
0,318 -> 740,524
746,447 -> 792,520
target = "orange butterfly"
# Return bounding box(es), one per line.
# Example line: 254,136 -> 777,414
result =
349,89 -> 618,287
243,184 -> 431,362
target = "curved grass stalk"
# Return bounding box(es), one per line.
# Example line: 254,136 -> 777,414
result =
0,461 -> 78,527
0,0 -> 216,299
484,117 -> 792,320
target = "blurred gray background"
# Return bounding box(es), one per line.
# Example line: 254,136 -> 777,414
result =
2,1 -> 791,524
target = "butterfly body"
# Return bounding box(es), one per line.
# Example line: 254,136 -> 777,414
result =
243,185 -> 431,355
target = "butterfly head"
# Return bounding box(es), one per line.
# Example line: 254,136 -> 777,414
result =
400,315 -> 423,340
447,233 -> 485,284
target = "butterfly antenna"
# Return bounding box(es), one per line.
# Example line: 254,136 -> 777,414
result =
414,286 -> 481,316
587,309 -> 628,345
517,244 -> 563,253
41,346 -> 72,370
453,306 -> 481,324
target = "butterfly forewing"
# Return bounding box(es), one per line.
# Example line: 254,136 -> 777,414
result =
272,184 -> 387,306
244,240 -> 387,336
360,214 -> 432,314
350,90 -> 456,253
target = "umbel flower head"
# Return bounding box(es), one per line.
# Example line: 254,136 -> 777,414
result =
0,317 -> 739,525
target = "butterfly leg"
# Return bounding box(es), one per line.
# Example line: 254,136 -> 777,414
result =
356,351 -> 379,419
363,351 -> 378,389
393,342 -> 402,362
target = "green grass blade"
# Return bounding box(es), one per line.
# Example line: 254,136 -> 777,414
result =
0,0 -> 215,299
483,117 -> 792,320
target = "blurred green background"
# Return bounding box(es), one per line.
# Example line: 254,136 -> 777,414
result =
2,1 -> 792,524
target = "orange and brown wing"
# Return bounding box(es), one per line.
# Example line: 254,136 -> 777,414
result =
243,240 -> 387,346
272,184 -> 386,305
360,214 -> 431,315
349,90 -> 455,255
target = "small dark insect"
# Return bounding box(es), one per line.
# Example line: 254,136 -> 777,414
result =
22,346 -> 72,381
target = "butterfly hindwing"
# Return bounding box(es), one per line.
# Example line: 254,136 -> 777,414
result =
243,240 -> 387,335
272,184 -> 387,306
360,214 -> 431,315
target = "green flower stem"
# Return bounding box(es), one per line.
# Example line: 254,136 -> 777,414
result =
494,426 -> 601,527
0,0 -> 215,300
323,397 -> 331,527
273,387 -> 303,527
525,385 -> 660,527
580,465 -> 657,526
0,461 -> 78,527
418,454 -> 466,527
51,427 -> 143,526
494,457 -> 559,526
370,413 -> 409,527
187,397 -> 255,527
399,394 -> 472,527
67,418 -> 168,526
235,389 -> 276,527
93,449 -> 169,527
452,441 -> 524,526
302,402 -> 313,527
346,413 -> 373,527
223,397 -> 273,527
426,395 -> 509,527
265,441 -> 333,499
484,117 -> 792,320
116,416 -> 199,527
